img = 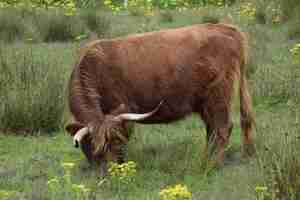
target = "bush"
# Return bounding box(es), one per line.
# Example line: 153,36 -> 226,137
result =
200,9 -> 220,24
160,9 -> 174,23
254,8 -> 266,24
127,0 -> 153,17
0,8 -> 88,43
279,0 -> 300,21
35,9 -> 87,42
201,14 -> 220,24
288,19 -> 300,39
0,44 -> 68,134
257,115 -> 300,200
80,9 -> 111,38
0,9 -> 27,42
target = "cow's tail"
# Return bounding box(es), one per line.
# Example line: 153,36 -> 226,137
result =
239,31 -> 255,146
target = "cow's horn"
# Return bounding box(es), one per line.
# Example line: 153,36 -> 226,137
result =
114,101 -> 164,121
73,127 -> 89,148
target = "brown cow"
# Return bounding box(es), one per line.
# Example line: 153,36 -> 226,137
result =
66,23 -> 255,175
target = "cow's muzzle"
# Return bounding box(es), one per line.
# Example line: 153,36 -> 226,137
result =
73,127 -> 89,148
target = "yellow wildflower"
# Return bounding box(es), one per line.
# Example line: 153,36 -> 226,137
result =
255,185 -> 268,193
108,161 -> 137,182
62,162 -> 75,171
160,184 -> 192,200
239,2 -> 256,21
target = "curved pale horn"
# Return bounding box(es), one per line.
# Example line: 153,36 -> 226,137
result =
73,127 -> 89,148
114,101 -> 164,121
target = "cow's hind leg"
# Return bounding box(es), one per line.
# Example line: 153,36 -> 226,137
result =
198,97 -> 233,166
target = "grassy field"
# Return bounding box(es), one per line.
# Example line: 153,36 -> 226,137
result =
0,104 -> 299,200
0,2 -> 300,200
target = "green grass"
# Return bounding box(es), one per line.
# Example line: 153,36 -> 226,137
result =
0,115 -> 250,200
1,105 -> 298,200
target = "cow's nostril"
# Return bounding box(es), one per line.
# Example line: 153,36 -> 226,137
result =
74,140 -> 79,148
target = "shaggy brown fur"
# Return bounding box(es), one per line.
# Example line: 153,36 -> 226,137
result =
66,23 -> 255,171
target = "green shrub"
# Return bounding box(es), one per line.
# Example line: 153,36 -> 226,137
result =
0,44 -> 68,134
121,0 -> 154,17
0,9 -> 27,42
279,0 -> 300,21
257,116 -> 300,200
35,9 -> 87,42
200,9 -> 220,24
201,14 -> 219,24
80,9 -> 111,38
254,8 -> 266,24
0,8 -> 88,43
160,9 -> 174,23
288,19 -> 300,39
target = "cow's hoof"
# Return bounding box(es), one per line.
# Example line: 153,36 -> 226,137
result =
243,143 -> 256,157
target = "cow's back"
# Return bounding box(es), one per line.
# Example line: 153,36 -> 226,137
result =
73,23 -> 245,122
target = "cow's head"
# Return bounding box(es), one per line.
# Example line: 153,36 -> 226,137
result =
65,101 -> 163,176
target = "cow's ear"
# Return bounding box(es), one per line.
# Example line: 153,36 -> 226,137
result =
65,122 -> 85,136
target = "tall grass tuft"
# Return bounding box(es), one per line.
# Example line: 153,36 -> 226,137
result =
159,10 -> 174,23
279,0 -> 300,21
35,9 -> 87,42
80,9 -> 111,38
256,110 -> 300,200
0,43 -> 68,134
287,19 -> 300,39
0,9 -> 27,42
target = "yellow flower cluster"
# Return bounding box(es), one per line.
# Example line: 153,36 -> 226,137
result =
159,184 -> 192,200
108,161 -> 137,181
239,2 -> 256,20
270,7 -> 281,24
